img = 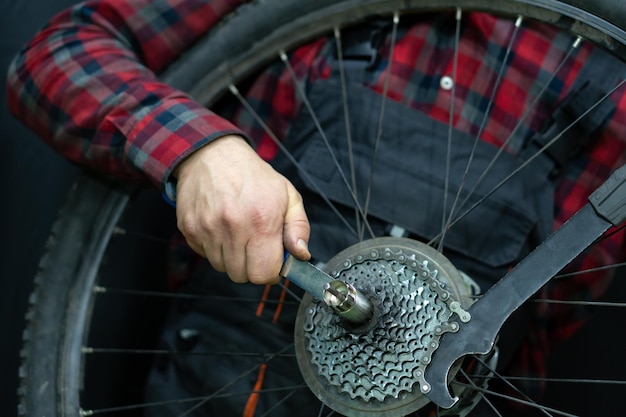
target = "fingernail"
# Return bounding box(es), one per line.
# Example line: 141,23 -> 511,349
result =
297,239 -> 309,253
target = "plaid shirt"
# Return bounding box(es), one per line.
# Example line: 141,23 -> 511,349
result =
7,0 -> 626,394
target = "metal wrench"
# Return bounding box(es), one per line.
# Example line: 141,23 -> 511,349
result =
424,164 -> 626,408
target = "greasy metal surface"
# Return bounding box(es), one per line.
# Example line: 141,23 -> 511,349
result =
294,237 -> 472,416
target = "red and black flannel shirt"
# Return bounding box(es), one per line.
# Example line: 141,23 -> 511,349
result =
7,0 -> 626,389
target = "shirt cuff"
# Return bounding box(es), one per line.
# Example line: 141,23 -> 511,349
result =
123,99 -> 253,201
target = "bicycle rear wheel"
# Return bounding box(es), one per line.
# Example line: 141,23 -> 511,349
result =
18,1 -> 626,416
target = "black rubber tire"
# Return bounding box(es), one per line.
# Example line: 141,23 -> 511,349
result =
17,0 -> 626,416
18,176 -> 130,417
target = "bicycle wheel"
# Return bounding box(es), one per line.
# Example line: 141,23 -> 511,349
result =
18,1 -> 626,416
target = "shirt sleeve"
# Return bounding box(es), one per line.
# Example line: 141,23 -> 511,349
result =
6,0 -> 249,198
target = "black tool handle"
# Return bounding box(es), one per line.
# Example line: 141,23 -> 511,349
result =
424,163 -> 626,408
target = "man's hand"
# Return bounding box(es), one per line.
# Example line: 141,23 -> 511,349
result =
174,135 -> 311,284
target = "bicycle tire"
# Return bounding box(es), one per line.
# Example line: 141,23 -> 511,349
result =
18,176 -> 130,416
17,0 -> 626,416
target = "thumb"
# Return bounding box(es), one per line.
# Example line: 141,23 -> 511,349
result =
283,184 -> 311,261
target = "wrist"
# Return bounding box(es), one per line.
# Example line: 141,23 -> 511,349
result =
173,134 -> 250,179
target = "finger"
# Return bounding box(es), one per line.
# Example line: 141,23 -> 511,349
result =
282,185 -> 311,261
178,217 -> 229,273
177,217 -> 223,269
203,241 -> 227,273
221,239 -> 249,283
245,234 -> 284,285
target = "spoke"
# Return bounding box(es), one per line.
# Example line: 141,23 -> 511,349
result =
553,223 -> 626,278
80,385 -> 307,415
279,52 -> 376,239
458,368 -> 504,417
454,381 -> 578,417
94,286 -> 298,305
429,76 -> 626,245
438,8 -> 463,251
555,261 -> 626,279
82,347 -> 295,358
550,222 -> 626,278
360,11 -> 400,240
334,26 -> 361,237
229,84 -> 358,237
80,396 -> 207,415
257,388 -> 300,417
176,343 -> 295,417
471,355 -> 553,417
278,279 -> 303,302
435,36 -> 584,241
479,395 -> 503,417
533,299 -> 626,308
471,375 -> 626,385
441,15 -> 523,246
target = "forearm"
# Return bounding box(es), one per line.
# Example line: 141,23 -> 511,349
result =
6,0 -> 248,192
